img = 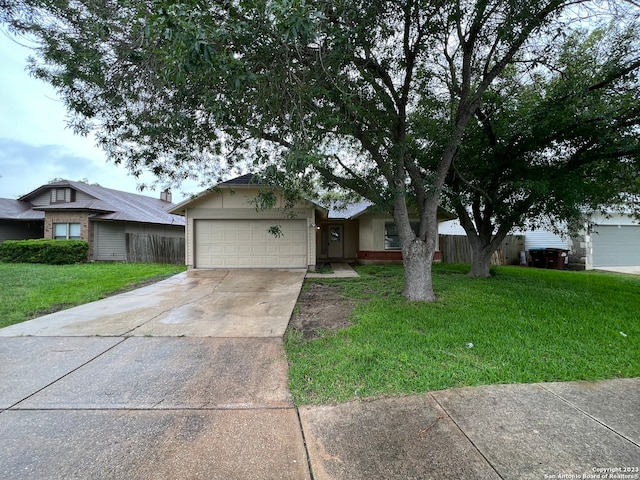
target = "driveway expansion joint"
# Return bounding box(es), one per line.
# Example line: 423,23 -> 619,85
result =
6,337 -> 128,410
118,286 -> 220,336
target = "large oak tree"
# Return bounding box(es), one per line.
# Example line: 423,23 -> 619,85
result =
3,0 -> 637,300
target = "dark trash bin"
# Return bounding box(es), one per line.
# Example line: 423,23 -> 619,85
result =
529,248 -> 569,270
529,248 -> 545,268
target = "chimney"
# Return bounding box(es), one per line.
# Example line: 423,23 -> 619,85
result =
160,189 -> 172,203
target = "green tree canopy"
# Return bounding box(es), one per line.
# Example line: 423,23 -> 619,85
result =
443,25 -> 640,276
3,0 -> 639,300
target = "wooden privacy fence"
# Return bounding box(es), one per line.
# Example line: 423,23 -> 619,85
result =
439,234 -> 525,265
125,233 -> 185,265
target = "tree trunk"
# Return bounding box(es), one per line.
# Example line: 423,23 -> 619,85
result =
402,237 -> 437,302
451,200 -> 508,278
393,194 -> 439,302
466,230 -> 509,278
468,245 -> 494,278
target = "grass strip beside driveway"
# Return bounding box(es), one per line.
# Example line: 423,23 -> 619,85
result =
285,264 -> 640,405
0,263 -> 186,329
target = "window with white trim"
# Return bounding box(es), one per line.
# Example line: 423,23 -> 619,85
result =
54,223 -> 81,240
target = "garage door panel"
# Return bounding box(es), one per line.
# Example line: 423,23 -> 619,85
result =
224,257 -> 241,267
288,231 -> 307,242
592,225 -> 640,267
279,256 -> 304,267
285,245 -> 307,254
253,246 -> 280,255
195,219 -> 307,268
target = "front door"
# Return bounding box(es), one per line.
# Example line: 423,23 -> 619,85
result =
327,224 -> 343,258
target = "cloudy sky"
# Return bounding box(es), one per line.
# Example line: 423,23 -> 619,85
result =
0,31 -> 199,203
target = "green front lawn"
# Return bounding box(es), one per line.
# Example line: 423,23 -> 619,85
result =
0,263 -> 186,329
285,264 -> 640,405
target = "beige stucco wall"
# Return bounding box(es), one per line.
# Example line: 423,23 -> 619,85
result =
182,187 -> 316,268
184,188 -> 312,211
309,210 -> 317,266
358,217 -> 384,251
358,216 -> 440,251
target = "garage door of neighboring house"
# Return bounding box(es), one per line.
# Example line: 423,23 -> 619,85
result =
194,219 -> 308,268
592,225 -> 640,267
94,222 -> 126,261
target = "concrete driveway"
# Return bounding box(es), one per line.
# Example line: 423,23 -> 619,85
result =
0,269 -> 311,480
594,266 -> 640,275
0,269 -> 304,337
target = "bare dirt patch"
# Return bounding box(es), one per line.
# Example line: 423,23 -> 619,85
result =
289,282 -> 355,339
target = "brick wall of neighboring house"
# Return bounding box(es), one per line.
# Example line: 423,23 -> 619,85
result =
44,212 -> 94,258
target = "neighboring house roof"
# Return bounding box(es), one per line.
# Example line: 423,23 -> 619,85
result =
1,180 -> 184,226
0,198 -> 44,220
327,200 -> 375,219
328,200 -> 456,221
31,199 -> 116,214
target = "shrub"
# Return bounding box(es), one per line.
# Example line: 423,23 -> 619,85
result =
0,239 -> 89,265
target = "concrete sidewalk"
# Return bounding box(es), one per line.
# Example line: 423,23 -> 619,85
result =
300,378 -> 640,479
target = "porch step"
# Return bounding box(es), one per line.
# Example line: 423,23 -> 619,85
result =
306,263 -> 359,278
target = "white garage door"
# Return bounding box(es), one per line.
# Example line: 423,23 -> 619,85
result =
195,219 -> 308,268
592,225 -> 640,267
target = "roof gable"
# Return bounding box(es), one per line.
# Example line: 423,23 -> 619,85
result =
170,173 -> 318,214
217,173 -> 265,186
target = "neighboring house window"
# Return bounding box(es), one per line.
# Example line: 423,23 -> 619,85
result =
51,188 -> 75,203
384,221 -> 419,250
54,223 -> 81,240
